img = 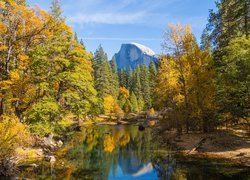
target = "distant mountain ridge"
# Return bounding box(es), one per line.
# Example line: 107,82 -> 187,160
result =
113,43 -> 158,70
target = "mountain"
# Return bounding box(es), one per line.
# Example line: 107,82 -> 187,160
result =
113,43 -> 158,70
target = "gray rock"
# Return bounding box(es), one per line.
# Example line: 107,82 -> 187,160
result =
114,43 -> 158,70
57,140 -> 63,147
49,156 -> 56,164
45,156 -> 56,164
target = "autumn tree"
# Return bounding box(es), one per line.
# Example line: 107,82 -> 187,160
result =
156,24 -> 216,132
0,0 -> 98,134
0,0 -> 50,118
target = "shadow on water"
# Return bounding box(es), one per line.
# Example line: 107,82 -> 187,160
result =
18,125 -> 250,179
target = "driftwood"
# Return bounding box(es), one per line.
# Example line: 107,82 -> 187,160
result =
187,138 -> 206,154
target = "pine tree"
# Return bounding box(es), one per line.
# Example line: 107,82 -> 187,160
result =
110,57 -> 119,98
132,66 -> 142,99
119,69 -> 128,88
93,45 -> 111,98
140,64 -> 151,109
205,0 -> 250,124
74,32 -> 79,42
206,0 -> 249,48
50,0 -> 65,22
93,45 -> 119,112
110,57 -> 118,75
217,36 -> 250,122
200,29 -> 212,53
130,92 -> 139,112
80,39 -> 86,49
149,61 -> 157,108
127,67 -> 133,91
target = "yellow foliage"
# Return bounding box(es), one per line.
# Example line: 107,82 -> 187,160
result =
0,116 -> 31,159
119,133 -> 130,146
148,108 -> 155,115
119,87 -> 130,100
103,134 -> 115,153
157,23 -> 216,130
103,95 -> 123,116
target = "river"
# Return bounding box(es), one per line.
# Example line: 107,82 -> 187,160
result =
19,124 -> 249,179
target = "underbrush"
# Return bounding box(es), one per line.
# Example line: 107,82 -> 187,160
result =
0,115 -> 31,176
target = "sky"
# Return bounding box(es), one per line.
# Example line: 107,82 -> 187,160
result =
27,0 -> 216,59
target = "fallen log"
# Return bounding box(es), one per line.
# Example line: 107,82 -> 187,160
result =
187,138 -> 206,154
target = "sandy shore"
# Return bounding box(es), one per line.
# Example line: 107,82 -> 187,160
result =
161,129 -> 250,166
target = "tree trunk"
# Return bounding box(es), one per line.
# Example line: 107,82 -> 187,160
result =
244,1 -> 249,38
0,98 -> 3,115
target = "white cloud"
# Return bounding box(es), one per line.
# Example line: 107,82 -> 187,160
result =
81,37 -> 161,41
68,12 -> 146,25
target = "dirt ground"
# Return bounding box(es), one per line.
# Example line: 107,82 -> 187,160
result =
162,128 -> 250,166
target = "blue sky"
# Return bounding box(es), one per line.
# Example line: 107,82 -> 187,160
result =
27,0 -> 216,59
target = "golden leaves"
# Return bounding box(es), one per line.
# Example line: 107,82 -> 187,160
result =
103,134 -> 115,153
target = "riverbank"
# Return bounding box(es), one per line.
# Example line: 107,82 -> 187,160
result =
158,128 -> 250,167
6,117 -> 249,177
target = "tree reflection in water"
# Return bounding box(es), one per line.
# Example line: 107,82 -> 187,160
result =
18,125 -> 250,180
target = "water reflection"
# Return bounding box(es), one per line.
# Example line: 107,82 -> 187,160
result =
19,125 -> 250,180
64,125 -> 165,179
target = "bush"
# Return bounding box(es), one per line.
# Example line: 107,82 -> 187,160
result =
0,115 -> 31,176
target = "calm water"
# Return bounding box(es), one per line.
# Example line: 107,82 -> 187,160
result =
19,125 -> 249,179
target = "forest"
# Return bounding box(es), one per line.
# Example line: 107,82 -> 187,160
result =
0,0 -> 249,177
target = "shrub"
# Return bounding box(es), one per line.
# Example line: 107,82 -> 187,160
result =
0,115 -> 31,176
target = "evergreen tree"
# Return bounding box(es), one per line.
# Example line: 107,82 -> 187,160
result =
93,45 -> 119,111
119,69 -> 128,88
127,67 -> 133,91
93,45 -> 111,98
130,92 -> 139,112
50,0 -> 65,22
74,32 -> 79,42
110,57 -> 119,98
217,36 -> 250,122
149,61 -> 157,107
206,0 -> 249,48
132,66 -> 142,99
200,29 -> 213,53
205,0 -> 250,124
140,64 -> 151,109
80,39 -> 86,49
110,57 -> 118,75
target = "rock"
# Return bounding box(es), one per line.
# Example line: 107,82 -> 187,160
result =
114,43 -> 158,70
36,149 -> 44,156
138,125 -> 146,131
43,148 -> 52,155
45,156 -> 56,164
30,163 -> 39,168
57,140 -> 63,148
43,134 -> 57,149
49,156 -> 56,164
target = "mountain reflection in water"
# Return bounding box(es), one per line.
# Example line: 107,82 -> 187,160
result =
19,125 -> 249,180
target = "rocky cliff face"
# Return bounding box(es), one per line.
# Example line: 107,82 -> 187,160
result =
114,43 -> 158,70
